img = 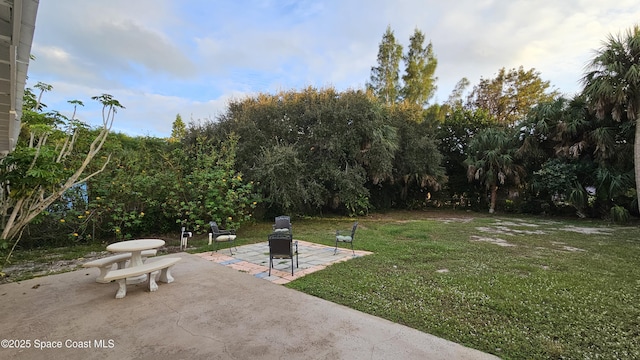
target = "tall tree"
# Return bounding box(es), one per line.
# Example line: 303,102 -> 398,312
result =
582,25 -> 640,211
437,107 -> 494,205
467,66 -> 558,125
209,87 -> 397,216
518,97 -> 595,215
518,95 -> 636,218
446,77 -> 470,108
465,127 -> 524,213
170,114 -> 186,143
367,25 -> 403,105
0,86 -> 123,263
374,102 -> 445,206
401,28 -> 438,107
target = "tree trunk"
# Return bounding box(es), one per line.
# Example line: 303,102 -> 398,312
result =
489,184 -> 498,214
1,198 -> 24,241
635,119 -> 640,213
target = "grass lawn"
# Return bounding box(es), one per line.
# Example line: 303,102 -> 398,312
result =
228,211 -> 639,360
4,210 -> 639,359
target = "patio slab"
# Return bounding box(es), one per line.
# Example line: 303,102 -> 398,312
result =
0,253 -> 500,360
195,240 -> 373,284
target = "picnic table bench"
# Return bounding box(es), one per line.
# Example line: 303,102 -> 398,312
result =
102,257 -> 181,299
82,249 -> 158,283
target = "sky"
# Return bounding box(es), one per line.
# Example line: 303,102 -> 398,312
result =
26,0 -> 640,138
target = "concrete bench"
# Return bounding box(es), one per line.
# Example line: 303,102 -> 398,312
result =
102,257 -> 181,299
82,250 -> 158,283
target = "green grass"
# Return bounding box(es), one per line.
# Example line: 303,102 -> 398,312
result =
284,212 -> 639,360
4,211 -> 640,359
182,212 -> 640,359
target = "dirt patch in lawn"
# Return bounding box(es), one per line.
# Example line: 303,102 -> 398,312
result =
367,210 -> 476,222
557,226 -> 614,235
437,218 -> 475,224
470,235 -> 516,247
551,241 -> 587,252
469,219 -> 609,250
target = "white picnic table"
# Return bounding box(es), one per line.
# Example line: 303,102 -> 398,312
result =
106,239 -> 165,284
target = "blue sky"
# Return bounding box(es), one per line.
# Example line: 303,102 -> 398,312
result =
27,0 -> 640,137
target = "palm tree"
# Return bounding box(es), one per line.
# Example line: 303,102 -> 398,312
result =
582,24 -> 640,211
465,127 -> 525,213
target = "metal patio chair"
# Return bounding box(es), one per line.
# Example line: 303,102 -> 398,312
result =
335,221 -> 358,255
268,232 -> 298,276
209,221 -> 237,255
272,215 -> 292,235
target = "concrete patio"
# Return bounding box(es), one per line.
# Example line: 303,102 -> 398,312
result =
196,240 -> 373,284
0,246 -> 500,360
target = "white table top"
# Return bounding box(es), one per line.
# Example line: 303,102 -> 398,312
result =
106,239 -> 165,253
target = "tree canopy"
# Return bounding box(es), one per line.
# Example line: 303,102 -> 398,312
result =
466,66 -> 558,125
582,24 -> 640,213
401,28 -> 438,107
192,87 -> 444,216
367,25 -> 403,105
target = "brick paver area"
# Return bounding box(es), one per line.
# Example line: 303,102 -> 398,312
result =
195,240 -> 372,284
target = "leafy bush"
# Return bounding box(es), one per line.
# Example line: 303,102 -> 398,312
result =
160,134 -> 259,232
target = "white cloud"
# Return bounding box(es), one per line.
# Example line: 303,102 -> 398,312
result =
26,0 -> 640,137
30,80 -> 248,137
